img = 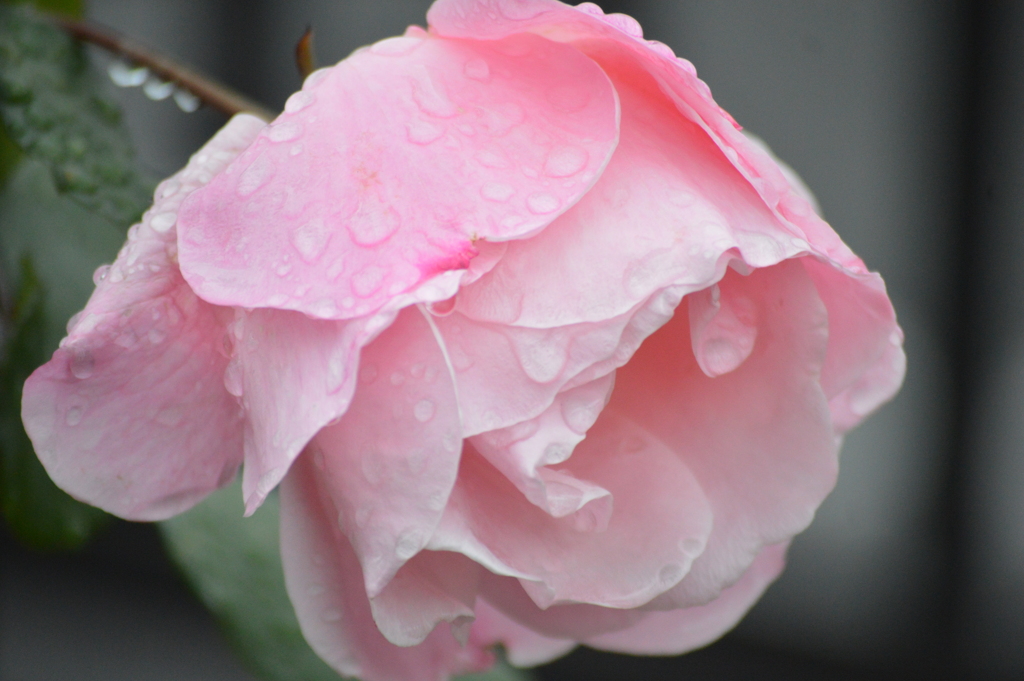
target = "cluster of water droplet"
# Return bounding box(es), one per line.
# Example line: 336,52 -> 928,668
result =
107,60 -> 200,112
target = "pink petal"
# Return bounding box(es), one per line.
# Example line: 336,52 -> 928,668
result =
227,308 -> 380,513
612,260 -> 837,609
21,115 -> 265,521
804,258 -> 906,432
455,44 -> 802,329
430,411 -> 714,610
470,374 -> 615,519
310,306 -> 463,596
177,30 -> 618,320
429,0 -> 853,263
586,542 -> 789,654
435,286 -> 683,437
369,549 -> 481,647
469,598 -> 575,667
280,454 -> 490,681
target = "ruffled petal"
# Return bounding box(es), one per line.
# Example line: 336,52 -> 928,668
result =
280,454 -> 490,681
612,260 -> 836,608
429,410 -> 713,610
469,373 -> 614,519
311,306 -> 464,595
469,598 -> 576,667
178,30 -> 618,320
455,38 -> 801,329
585,542 -> 789,654
21,114 -> 265,521
436,285 -> 684,436
369,549 -> 481,647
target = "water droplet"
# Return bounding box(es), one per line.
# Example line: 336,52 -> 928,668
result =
360,363 -> 379,384
285,91 -> 314,113
395,529 -> 422,559
150,211 -> 177,233
348,197 -> 401,246
544,146 -> 588,177
65,406 -> 83,426
389,371 -> 405,386
224,361 -> 244,397
289,143 -> 303,156
679,537 -> 704,556
69,347 -> 95,379
411,65 -> 458,118
463,57 -> 490,81
413,399 -> 435,422
267,120 -> 302,142
108,61 -> 148,87
424,365 -> 439,382
480,182 -> 514,202
237,153 -> 274,197
268,294 -> 288,306
159,180 -> 181,198
527,193 -> 560,215
173,88 -> 201,113
659,563 -> 685,585
480,102 -> 525,135
409,363 -> 425,379
325,259 -> 345,281
406,119 -> 445,145
148,329 -> 166,344
474,150 -> 509,169
327,351 -> 348,394
370,36 -> 423,56
143,77 -> 174,101
92,264 -> 110,285
291,217 -> 331,263
321,609 -> 342,622
688,285 -> 757,378
275,263 -> 292,276
351,265 -> 386,297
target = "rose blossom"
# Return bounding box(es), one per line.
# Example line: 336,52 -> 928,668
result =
21,1 -> 905,679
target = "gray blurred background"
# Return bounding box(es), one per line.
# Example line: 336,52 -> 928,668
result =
3,1 -> 1023,679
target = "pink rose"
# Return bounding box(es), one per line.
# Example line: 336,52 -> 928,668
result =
22,1 -> 905,679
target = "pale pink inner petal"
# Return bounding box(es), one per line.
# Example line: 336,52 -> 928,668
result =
280,454 -> 489,681
21,114 -> 266,521
611,261 -> 837,609
469,597 -> 576,667
312,306 -> 463,596
177,31 -> 618,320
369,549 -> 481,647
586,542 -> 790,654
430,411 -> 713,610
469,373 -> 615,520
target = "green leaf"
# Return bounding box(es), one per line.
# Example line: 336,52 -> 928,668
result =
0,257 -> 108,549
160,481 -> 535,681
0,0 -> 84,20
0,4 -> 153,227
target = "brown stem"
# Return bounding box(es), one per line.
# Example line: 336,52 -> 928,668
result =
52,17 -> 278,122
295,26 -> 317,80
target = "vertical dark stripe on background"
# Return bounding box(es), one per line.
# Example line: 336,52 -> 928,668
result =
941,0 -> 991,676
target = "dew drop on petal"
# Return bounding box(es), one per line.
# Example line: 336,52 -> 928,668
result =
291,218 -> 331,263
65,406 -> 83,426
389,371 -> 405,386
284,90 -> 314,113
463,57 -> 490,81
480,182 -> 515,202
406,119 -> 445,145
92,264 -> 110,285
395,530 -> 422,560
347,198 -> 401,246
69,347 -> 95,379
527,193 -> 560,215
267,120 -> 302,143
544,146 -> 589,178
413,399 -> 435,423
150,212 -> 177,233
659,563 -> 685,585
411,65 -> 458,118
237,153 -> 274,197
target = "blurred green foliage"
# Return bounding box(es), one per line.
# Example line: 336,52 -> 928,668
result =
0,2 -> 150,549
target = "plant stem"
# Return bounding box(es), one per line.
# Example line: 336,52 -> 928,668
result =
52,17 -> 277,122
